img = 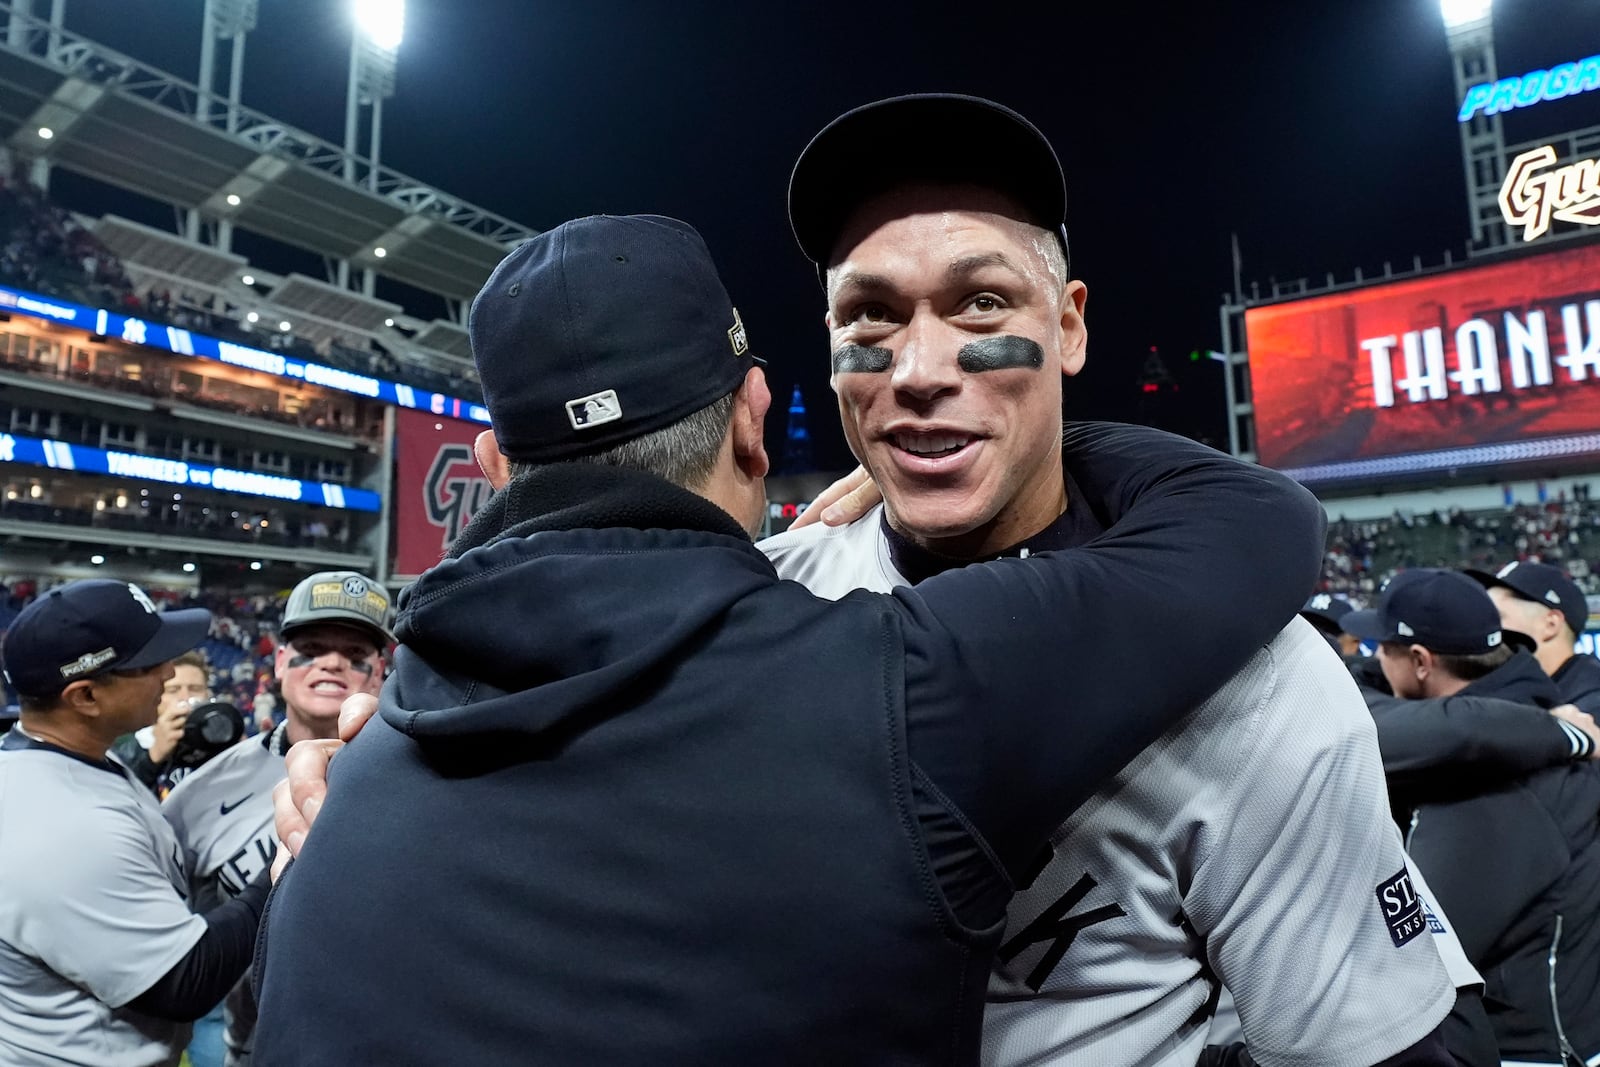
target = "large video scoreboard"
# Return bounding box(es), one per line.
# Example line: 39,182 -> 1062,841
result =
1244,241 -> 1600,484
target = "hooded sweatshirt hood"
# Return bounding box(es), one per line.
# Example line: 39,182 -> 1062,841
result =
383,463 -> 771,741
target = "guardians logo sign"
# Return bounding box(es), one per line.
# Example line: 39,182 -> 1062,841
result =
394,409 -> 491,576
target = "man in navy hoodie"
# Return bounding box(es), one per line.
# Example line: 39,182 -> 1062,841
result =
251,213 -> 1326,1065
1347,569 -> 1600,1065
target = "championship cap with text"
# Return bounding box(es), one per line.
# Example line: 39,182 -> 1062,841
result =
280,570 -> 394,649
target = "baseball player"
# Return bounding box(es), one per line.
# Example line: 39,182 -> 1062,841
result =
162,570 -> 390,1066
0,580 -> 267,1066
272,95 -> 1460,1066
1468,561 -> 1600,713
771,93 -> 1458,1065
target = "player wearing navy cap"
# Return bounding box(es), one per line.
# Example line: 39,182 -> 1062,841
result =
0,580 -> 266,1067
1468,561 -> 1600,713
1347,569 -> 1600,1065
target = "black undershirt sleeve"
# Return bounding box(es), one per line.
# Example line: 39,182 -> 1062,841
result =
901,422 -> 1325,882
127,869 -> 271,1021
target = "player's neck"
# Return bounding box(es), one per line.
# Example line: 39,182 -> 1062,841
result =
282,711 -> 338,747
896,474 -> 1068,562
1536,642 -> 1572,678
16,713 -> 115,762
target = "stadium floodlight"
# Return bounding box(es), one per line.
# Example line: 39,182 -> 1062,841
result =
250,561 -> 263,571
183,562 -> 197,573
36,127 -> 52,140
373,246 -> 387,258
226,193 -> 242,206
353,0 -> 404,52
241,274 -> 255,286
246,311 -> 260,323
90,555 -> 105,565
384,317 -> 395,327
1440,0 -> 1492,28
278,320 -> 291,331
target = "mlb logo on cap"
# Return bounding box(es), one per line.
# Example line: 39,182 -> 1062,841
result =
1465,560 -> 1589,636
566,390 -> 623,431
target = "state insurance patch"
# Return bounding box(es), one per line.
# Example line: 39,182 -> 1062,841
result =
1375,868 -> 1426,947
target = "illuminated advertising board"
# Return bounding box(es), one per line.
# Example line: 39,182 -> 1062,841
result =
1244,241 -> 1600,483
0,283 -> 490,425
0,430 -> 380,511
1500,145 -> 1600,242
1458,54 -> 1600,122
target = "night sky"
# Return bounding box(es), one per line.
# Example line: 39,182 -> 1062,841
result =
52,0 -> 1600,470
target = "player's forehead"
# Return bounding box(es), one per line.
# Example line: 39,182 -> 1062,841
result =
827,183 -> 1059,297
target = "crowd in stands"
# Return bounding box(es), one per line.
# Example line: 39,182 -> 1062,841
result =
1319,486 -> 1600,608
0,491 -> 353,551
0,166 -> 483,406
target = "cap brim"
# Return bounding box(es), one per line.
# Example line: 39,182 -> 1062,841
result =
281,616 -> 394,649
788,93 -> 1067,268
1503,629 -> 1539,653
1340,609 -> 1386,641
120,608 -> 211,670
1463,568 -> 1514,595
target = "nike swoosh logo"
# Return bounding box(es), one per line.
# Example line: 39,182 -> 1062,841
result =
219,795 -> 254,816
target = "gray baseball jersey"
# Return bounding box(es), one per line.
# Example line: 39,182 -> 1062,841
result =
161,726 -> 286,1066
0,730 -> 207,1067
761,507 -> 1455,1067
161,727 -> 285,913
1206,853 -> 1483,1046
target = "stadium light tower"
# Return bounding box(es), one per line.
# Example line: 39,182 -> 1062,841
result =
346,0 -> 402,190
1440,0 -> 1509,250
343,0 -> 402,291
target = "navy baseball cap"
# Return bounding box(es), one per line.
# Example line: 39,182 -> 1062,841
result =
1299,593 -> 1355,635
470,214 -> 760,463
1466,561 -> 1589,635
0,580 -> 210,698
1342,569 -> 1526,655
788,93 -> 1070,271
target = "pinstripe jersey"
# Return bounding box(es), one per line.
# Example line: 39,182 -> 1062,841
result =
761,505 -> 1455,1067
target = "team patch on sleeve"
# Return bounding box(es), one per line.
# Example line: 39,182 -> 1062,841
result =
1375,868 -> 1426,947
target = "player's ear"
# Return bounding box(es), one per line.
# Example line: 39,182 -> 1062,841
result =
1410,645 -> 1433,682
1058,280 -> 1088,378
473,430 -> 512,490
730,367 -> 770,480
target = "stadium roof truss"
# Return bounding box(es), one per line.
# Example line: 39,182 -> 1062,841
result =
0,2 -> 535,302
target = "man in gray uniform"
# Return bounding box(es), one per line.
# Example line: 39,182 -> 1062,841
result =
163,570 -> 390,1065
0,580 -> 266,1067
760,92 -> 1459,1066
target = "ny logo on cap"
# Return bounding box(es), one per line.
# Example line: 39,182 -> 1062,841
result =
127,584 -> 158,615
566,389 -> 623,431
728,308 -> 749,357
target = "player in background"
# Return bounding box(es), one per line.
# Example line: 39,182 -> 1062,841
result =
112,649 -> 211,793
163,570 -> 390,1067
0,580 -> 266,1066
1467,561 -> 1600,713
1345,569 -> 1600,1065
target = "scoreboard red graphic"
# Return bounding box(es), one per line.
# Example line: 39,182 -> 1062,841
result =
1245,241 -> 1600,482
